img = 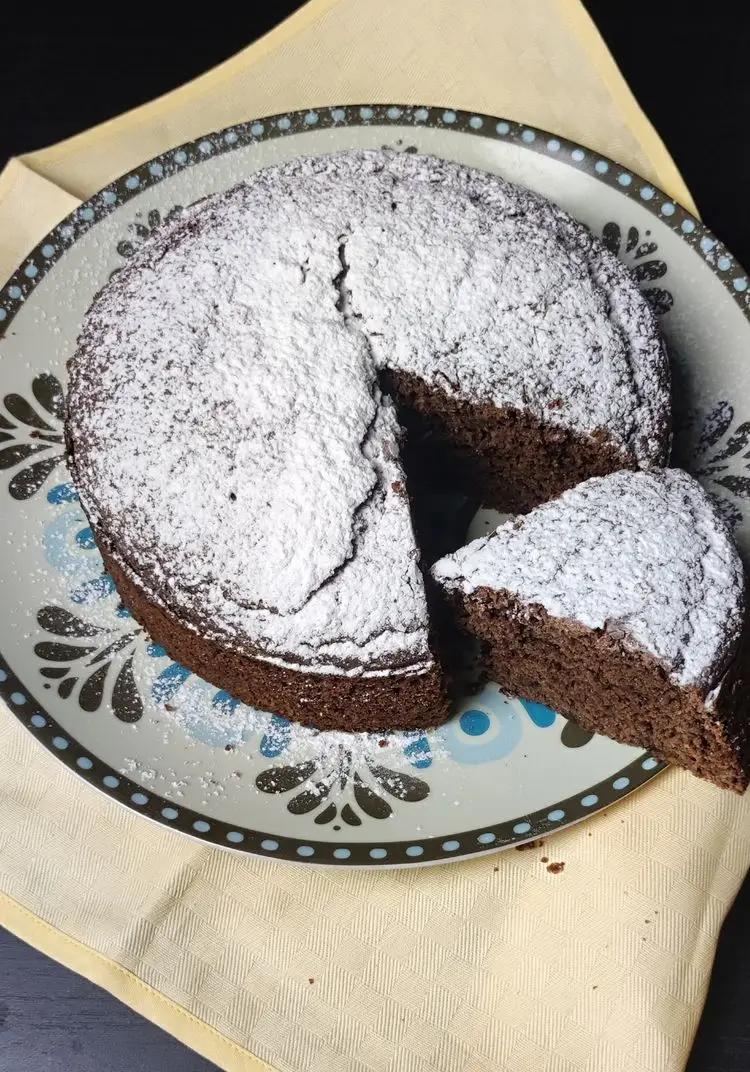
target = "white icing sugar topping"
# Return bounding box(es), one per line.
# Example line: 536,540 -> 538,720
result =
68,150 -> 669,676
433,469 -> 744,691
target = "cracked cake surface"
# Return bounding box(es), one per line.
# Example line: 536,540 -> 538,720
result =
66,149 -> 671,700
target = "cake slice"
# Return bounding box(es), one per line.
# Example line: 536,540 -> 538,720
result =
432,469 -> 750,791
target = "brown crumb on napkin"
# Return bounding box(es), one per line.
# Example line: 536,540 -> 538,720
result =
547,861 -> 565,874
515,839 -> 544,851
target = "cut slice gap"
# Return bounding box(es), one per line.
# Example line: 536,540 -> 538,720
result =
386,368 -> 638,515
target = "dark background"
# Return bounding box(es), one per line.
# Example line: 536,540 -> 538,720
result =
0,4 -> 748,1070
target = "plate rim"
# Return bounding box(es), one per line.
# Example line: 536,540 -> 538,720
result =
3,102 -> 745,867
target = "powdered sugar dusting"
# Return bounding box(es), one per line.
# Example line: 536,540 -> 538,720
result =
433,469 -> 744,691
67,150 -> 669,677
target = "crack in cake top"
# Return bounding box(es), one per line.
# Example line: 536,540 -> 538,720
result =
66,150 -> 670,675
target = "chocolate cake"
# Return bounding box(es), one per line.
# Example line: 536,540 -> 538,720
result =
66,150 -> 670,732
433,469 -> 750,791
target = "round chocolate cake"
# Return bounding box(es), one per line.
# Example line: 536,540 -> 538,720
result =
66,149 -> 671,732
433,469 -> 750,791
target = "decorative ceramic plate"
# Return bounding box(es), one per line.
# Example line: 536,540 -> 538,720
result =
1,106 -> 748,867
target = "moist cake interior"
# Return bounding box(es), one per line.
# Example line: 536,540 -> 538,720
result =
448,589 -> 750,793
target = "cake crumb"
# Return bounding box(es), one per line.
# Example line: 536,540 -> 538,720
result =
391,480 -> 405,495
515,839 -> 544,852
547,861 -> 565,874
308,978 -> 315,985
541,856 -> 549,863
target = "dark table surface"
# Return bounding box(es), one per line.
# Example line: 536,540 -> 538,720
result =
1,5 -> 748,1071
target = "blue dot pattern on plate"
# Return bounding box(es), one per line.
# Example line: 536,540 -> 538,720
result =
613,777 -> 630,790
297,846 -> 315,857
31,714 -> 46,728
718,256 -> 732,271
359,107 -> 374,120
661,202 -> 675,216
414,107 -> 429,122
76,757 -> 93,770
521,699 -> 556,728
477,832 -> 495,845
193,820 -> 210,833
442,840 -> 460,852
513,822 -> 531,834
333,847 -> 350,859
198,140 -> 213,155
642,757 -> 658,770
459,709 -> 490,736
0,670 -> 6,683
370,848 -> 387,859
640,186 -> 654,200
442,110 -> 456,124
521,129 -> 536,143
496,121 -> 510,135
406,845 -> 424,857
251,123 -> 264,137
0,310 -> 6,321
571,148 -> 585,162
261,839 -> 279,852
41,244 -> 55,258
103,190 -> 118,203
581,794 -> 598,807
224,131 -> 238,145
52,737 -> 68,749
161,807 -> 178,820
173,150 -> 187,164
469,116 -> 483,129
277,117 -> 291,130
701,237 -> 716,252
618,173 -> 632,186
24,265 -> 37,279
125,176 -> 139,190
104,775 -> 120,789
548,809 -> 565,822
387,107 -> 402,120
734,278 -> 748,292
304,112 -> 318,125
80,207 -> 95,221
8,285 -> 22,299
148,163 -> 163,177
681,219 -> 696,233
226,831 -> 244,844
547,139 -> 560,152
331,108 -> 346,123
10,692 -> 26,705
595,160 -> 609,173
131,792 -> 148,806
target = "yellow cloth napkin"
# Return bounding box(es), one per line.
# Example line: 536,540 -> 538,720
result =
0,3 -> 746,1071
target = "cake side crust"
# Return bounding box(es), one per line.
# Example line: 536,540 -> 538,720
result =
103,549 -> 451,733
